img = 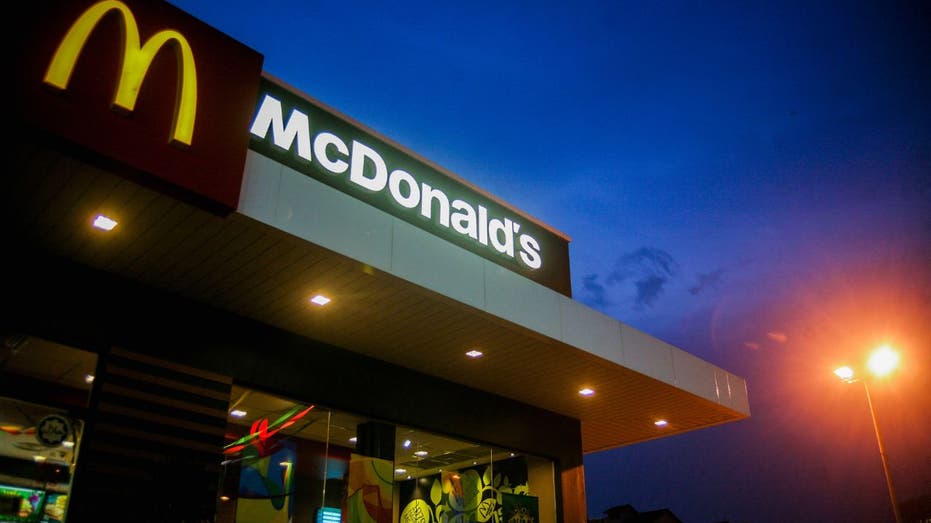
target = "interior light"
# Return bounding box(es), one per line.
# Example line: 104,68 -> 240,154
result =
33,455 -> 47,462
414,450 -> 428,457
62,441 -> 75,448
402,439 -> 412,448
349,437 -> 357,443
579,388 -> 595,396
465,349 -> 483,358
84,374 -> 95,384
92,214 -> 118,231
654,419 -> 669,427
219,496 -> 230,502
395,468 -> 407,474
230,409 -> 247,418
310,294 -> 331,306
279,461 -> 291,467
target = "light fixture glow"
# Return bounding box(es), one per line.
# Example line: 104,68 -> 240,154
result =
654,419 -> 668,427
230,409 -> 247,418
867,346 -> 899,377
62,441 -> 75,448
92,214 -> 118,231
317,507 -> 342,523
578,388 -> 595,396
349,437 -> 357,443
84,374 -> 95,384
219,496 -> 230,502
414,450 -> 428,457
465,349 -> 483,358
402,439 -> 412,448
395,468 -> 407,474
834,366 -> 855,382
310,295 -> 331,306
33,455 -> 46,462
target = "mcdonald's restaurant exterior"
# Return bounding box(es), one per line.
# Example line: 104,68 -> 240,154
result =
3,1 -> 750,522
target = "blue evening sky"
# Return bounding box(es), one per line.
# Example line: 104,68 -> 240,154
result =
169,1 -> 930,521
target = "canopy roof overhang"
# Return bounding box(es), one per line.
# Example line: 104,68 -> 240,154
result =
8,134 -> 749,454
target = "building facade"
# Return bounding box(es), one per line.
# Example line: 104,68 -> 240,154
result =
2,1 -> 750,522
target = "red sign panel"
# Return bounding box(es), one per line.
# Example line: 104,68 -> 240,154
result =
14,0 -> 264,212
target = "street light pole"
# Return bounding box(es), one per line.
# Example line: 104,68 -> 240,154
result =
861,379 -> 903,523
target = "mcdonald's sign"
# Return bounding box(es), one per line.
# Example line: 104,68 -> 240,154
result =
14,0 -> 263,212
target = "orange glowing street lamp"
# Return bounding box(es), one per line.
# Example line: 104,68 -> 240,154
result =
834,345 -> 902,523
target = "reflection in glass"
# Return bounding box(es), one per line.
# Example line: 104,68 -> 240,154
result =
218,385 -> 555,523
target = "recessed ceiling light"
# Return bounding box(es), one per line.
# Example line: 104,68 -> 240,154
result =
310,294 -> 331,306
654,419 -> 669,427
578,387 -> 595,396
230,409 -> 247,418
465,349 -> 483,358
92,214 -> 118,231
414,450 -> 428,457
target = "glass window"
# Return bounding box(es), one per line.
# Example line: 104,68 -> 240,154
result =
218,385 -> 556,523
0,334 -> 96,523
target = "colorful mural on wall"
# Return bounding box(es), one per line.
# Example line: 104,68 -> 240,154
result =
234,441 -> 296,523
501,493 -> 538,523
398,457 -> 533,523
345,454 -> 393,523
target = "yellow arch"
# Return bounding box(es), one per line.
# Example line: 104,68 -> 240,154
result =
44,0 -> 198,146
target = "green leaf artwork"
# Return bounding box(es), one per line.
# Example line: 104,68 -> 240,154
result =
476,498 -> 497,522
401,499 -> 433,523
460,469 -> 481,512
431,478 -> 442,505
398,458 -> 530,523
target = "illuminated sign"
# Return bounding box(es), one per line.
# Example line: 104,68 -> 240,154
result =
35,414 -> 72,447
43,0 -> 198,146
223,405 -> 314,456
15,0 -> 264,212
249,79 -> 571,295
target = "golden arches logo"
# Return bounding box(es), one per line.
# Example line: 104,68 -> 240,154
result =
44,0 -> 198,146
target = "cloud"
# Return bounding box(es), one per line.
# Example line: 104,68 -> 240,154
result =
610,248 -> 678,310
579,247 -> 679,311
766,332 -> 788,343
607,247 -> 679,285
582,274 -> 608,309
689,268 -> 725,295
634,275 -> 669,309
